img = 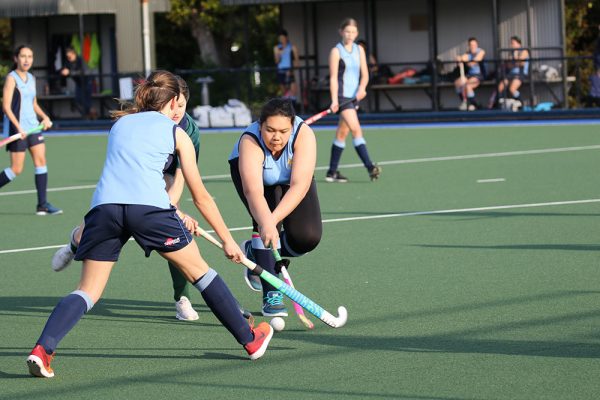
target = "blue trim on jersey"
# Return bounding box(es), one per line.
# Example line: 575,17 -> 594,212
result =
509,50 -> 529,76
9,71 -> 38,133
336,43 -> 360,98
467,49 -> 483,77
229,116 -> 304,186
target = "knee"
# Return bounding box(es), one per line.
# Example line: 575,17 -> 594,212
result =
11,166 -> 24,176
284,227 -> 321,255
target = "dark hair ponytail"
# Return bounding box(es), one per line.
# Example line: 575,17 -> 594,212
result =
111,70 -> 180,120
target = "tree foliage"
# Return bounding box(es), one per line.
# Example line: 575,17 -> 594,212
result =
166,0 -> 279,68
565,0 -> 600,56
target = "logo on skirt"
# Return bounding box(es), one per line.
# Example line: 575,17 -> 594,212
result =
164,237 -> 181,246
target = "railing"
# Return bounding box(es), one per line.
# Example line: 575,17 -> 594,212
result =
29,54 -> 596,120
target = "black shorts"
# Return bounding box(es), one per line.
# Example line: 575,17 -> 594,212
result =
229,158 -> 322,255
277,69 -> 294,85
75,204 -> 192,262
466,74 -> 483,82
6,133 -> 44,152
338,97 -> 358,111
506,73 -> 526,81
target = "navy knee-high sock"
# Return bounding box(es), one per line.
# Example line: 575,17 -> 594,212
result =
37,290 -> 94,354
193,269 -> 253,345
251,236 -> 278,298
0,167 -> 16,188
328,140 -> 345,174
353,137 -> 374,170
34,166 -> 48,206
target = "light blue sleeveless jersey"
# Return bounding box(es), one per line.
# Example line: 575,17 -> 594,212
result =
91,111 -> 176,209
467,49 -> 483,76
3,71 -> 38,135
510,50 -> 529,75
277,43 -> 293,70
229,116 -> 304,186
336,42 -> 360,98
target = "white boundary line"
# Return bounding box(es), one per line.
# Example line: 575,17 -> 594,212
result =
2,198 -> 599,255
477,178 -> 506,183
2,144 -> 600,196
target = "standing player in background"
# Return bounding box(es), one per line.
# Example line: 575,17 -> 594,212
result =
27,70 -> 273,378
454,37 -> 486,111
274,29 -> 299,100
52,75 -> 203,321
229,98 -> 322,317
326,18 -> 381,183
1,45 -> 60,215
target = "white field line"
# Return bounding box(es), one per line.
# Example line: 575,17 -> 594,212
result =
2,144 -> 599,197
2,198 -> 599,255
314,144 -> 600,170
477,178 -> 506,183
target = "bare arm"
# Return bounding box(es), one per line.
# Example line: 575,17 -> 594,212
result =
274,45 -> 281,64
292,45 -> 300,68
357,45 -> 369,101
271,124 -> 317,223
329,47 -> 340,112
33,97 -> 52,130
238,134 -> 280,247
176,128 -> 243,262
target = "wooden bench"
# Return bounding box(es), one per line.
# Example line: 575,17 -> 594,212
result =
311,76 -> 576,111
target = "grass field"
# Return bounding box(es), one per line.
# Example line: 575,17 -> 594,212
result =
1,122 -> 600,399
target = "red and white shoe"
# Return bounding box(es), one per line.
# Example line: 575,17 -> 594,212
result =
27,344 -> 55,378
244,322 -> 273,360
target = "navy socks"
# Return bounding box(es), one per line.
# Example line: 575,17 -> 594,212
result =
328,140 -> 345,174
193,269 -> 253,345
34,166 -> 48,206
0,167 -> 15,188
353,137 -> 374,170
37,291 -> 94,354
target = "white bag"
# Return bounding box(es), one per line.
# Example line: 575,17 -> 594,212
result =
209,106 -> 234,127
192,105 -> 211,128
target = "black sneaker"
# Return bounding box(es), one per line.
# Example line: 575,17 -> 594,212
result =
325,171 -> 348,183
368,164 -> 382,181
36,202 -> 63,216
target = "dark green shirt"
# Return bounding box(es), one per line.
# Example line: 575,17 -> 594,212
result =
166,112 -> 200,175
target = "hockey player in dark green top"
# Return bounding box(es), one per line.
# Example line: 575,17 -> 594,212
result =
51,76 -> 204,321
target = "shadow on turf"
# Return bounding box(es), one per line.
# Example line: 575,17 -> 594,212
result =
0,296 -> 221,326
414,243 -> 600,252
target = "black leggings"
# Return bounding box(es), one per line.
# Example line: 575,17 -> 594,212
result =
229,158 -> 322,256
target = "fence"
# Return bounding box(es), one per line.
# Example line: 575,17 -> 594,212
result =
28,54 -> 597,120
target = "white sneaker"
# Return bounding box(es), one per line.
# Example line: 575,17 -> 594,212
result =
51,245 -> 75,272
458,101 -> 468,111
175,296 -> 199,321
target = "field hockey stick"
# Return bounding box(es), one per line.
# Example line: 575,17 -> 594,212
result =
270,247 -> 314,329
458,61 -> 467,101
0,123 -> 45,148
195,226 -> 348,328
304,97 -> 356,125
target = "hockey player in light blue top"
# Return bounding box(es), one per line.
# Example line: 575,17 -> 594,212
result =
27,70 -> 274,379
493,35 -> 530,108
454,37 -> 486,110
0,45 -> 59,215
229,98 -> 322,317
326,18 -> 381,183
274,29 -> 299,99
